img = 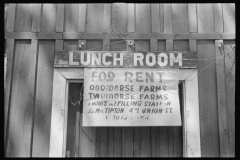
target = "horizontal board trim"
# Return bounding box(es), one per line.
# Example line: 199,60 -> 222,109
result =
5,32 -> 235,40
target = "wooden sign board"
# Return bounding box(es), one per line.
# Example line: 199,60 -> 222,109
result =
54,51 -> 197,68
82,68 -> 182,126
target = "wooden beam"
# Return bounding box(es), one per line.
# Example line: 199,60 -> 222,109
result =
215,40 -> 229,157
5,32 -> 236,40
4,39 -> 15,155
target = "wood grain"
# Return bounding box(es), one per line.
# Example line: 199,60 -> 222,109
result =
215,40 -> 229,157
214,3 -> 223,33
127,3 -> 135,32
31,4 -> 42,32
78,4 -> 87,32
7,40 -> 34,156
188,3 -> 197,32
56,4 -> 65,32
198,41 -> 219,157
32,41 -> 55,157
6,4 -> 16,32
136,4 -> 151,33
222,3 -> 235,33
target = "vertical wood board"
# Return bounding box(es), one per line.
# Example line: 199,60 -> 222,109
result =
31,4 -> 42,32
188,3 -> 197,32
78,4 -> 87,32
215,40 -> 229,157
112,3 -> 127,33
197,41 -> 219,157
32,41 -> 55,157
41,4 -> 57,32
86,4 -> 104,33
151,4 -> 160,33
222,3 -> 235,33
197,3 -> 215,33
136,4 -> 151,33
172,3 -> 189,33
127,3 -> 135,32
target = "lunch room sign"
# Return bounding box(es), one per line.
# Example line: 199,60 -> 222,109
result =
54,51 -> 197,126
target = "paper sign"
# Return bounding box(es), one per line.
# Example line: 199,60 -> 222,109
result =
82,68 -> 182,126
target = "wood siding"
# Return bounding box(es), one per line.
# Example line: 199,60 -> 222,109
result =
4,3 -> 235,157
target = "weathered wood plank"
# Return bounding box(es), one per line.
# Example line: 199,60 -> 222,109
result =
4,39 -> 15,155
158,40 -> 166,51
41,4 -> 57,32
64,4 -> 79,32
86,4 -> 104,33
55,4 -> 65,32
163,4 -> 172,33
172,3 -> 188,33
224,41 -> 235,157
151,127 -> 157,157
215,40 -> 229,157
112,3 -> 127,33
222,3 -> 235,33
14,4 -> 32,32
31,4 -> 42,32
122,127 -> 133,157
197,3 -> 215,33
133,128 -> 139,157
110,39 -> 126,51
168,127 -> 174,157
188,3 -> 197,32
173,127 -> 183,157
189,39 -> 197,52
136,3 -> 151,33
214,3 -> 223,33
64,40 -> 78,50
108,127 -> 114,157
134,39 -> 149,52
159,4 -> 164,33
159,127 -> 168,157
198,41 -> 219,157
78,4 -> 87,32
140,127 -> 151,157
103,3 -> 111,33
49,69 -> 66,157
151,4 -> 160,33
7,40 -> 34,157
127,3 -> 135,32
174,40 -> 189,51
166,40 -> 173,51
5,32 -> 236,40
54,51 -> 198,68
113,128 -> 122,157
150,39 -> 158,52
32,40 -> 55,157
6,3 -> 16,32
97,128 -> 109,157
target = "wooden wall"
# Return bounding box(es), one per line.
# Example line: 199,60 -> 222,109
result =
4,3 -> 235,157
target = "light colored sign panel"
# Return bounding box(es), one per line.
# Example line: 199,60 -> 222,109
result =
83,68 -> 182,126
